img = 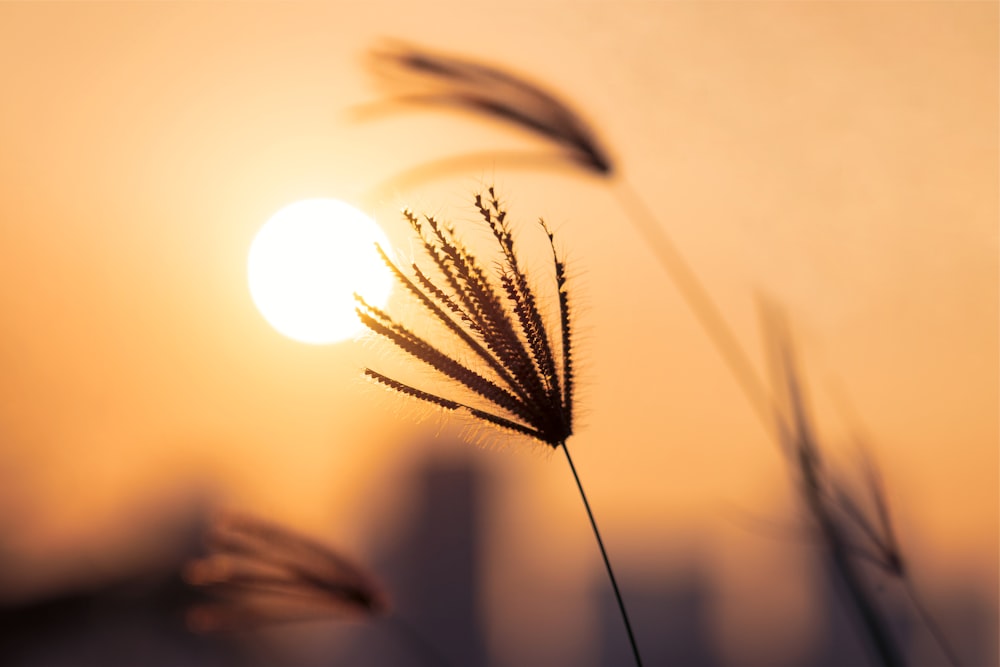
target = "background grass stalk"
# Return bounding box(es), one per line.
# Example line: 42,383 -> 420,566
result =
561,441 -> 644,667
613,179 -> 775,436
797,448 -> 906,667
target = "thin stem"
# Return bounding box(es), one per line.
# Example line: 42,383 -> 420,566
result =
613,178 -> 776,439
561,441 -> 644,667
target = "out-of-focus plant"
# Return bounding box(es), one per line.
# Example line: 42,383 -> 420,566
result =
184,513 -> 388,630
762,304 -> 960,667
184,513 -> 453,666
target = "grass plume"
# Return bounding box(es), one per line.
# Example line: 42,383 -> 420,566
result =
184,513 -> 387,632
362,40 -> 612,176
356,187 -> 573,448
357,189 -> 643,666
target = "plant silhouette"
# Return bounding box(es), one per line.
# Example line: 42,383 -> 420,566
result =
356,188 -> 644,666
184,513 -> 388,630
358,42 -> 961,667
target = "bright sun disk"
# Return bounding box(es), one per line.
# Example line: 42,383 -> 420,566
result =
248,198 -> 393,344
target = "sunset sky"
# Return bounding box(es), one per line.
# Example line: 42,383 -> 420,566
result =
0,3 -> 996,666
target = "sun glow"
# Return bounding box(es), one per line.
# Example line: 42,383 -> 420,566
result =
248,199 -> 393,344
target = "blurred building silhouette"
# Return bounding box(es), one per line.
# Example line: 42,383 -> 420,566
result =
591,540 -> 995,667
596,566 -> 722,667
334,449 -> 491,667
0,521 -> 233,667
0,454 -> 995,667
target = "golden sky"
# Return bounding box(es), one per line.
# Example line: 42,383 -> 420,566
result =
0,2 -> 996,665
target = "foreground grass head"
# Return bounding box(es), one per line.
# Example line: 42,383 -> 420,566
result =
356,187 -> 574,448
358,188 -> 643,665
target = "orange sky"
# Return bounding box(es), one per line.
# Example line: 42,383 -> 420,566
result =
0,3 -> 996,665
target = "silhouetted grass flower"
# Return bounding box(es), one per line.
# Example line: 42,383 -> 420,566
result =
356,187 -> 573,448
184,513 -> 387,631
357,189 -> 643,666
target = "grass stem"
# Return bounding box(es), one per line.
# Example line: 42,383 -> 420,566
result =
561,442 -> 643,667
613,179 -> 775,438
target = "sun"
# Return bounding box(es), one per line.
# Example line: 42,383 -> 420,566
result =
248,199 -> 393,344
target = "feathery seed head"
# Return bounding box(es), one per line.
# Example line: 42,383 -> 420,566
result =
356,190 -> 574,448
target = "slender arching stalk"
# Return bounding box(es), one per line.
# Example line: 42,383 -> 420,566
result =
561,441 -> 643,667
612,179 -> 776,437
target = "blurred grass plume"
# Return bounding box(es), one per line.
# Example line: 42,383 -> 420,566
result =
361,40 -> 612,176
184,513 -> 387,632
